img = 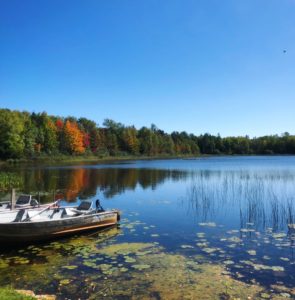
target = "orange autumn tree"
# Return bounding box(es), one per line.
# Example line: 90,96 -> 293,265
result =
63,120 -> 85,154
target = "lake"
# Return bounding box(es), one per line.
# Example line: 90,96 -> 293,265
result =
0,156 -> 295,299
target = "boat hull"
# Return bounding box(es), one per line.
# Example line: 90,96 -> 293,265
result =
0,210 -> 120,243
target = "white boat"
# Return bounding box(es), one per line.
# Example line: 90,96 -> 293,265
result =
0,200 -> 120,243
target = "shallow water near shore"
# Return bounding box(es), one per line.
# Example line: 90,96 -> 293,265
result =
0,156 -> 295,299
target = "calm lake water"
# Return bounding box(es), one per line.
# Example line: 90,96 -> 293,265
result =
0,156 -> 295,299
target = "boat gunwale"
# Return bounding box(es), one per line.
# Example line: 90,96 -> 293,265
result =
0,209 -> 120,226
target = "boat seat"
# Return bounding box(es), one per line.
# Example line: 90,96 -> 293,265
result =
70,201 -> 94,215
50,208 -> 65,219
65,208 -> 77,216
29,199 -> 39,207
77,201 -> 92,211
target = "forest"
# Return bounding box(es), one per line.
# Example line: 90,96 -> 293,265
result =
0,108 -> 295,160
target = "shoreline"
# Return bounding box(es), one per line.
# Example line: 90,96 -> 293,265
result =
1,153 -> 295,167
1,154 -> 196,167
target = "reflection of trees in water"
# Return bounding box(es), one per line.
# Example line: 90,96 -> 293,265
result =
186,170 -> 295,231
17,167 -> 187,202
97,168 -> 186,198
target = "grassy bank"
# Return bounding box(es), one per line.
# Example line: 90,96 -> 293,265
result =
1,153 -> 198,166
0,287 -> 35,299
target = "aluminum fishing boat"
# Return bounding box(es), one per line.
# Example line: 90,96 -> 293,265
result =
0,200 -> 120,243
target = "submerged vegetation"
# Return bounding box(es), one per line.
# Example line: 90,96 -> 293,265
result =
0,225 -> 293,299
1,108 -> 295,160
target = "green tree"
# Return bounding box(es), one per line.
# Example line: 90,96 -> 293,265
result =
0,109 -> 25,158
138,127 -> 154,155
31,112 -> 58,154
23,113 -> 38,156
122,126 -> 139,155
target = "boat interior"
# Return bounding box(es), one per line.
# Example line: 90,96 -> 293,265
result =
0,200 -> 105,224
0,195 -> 39,211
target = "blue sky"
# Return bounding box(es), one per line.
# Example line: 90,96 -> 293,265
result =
0,0 -> 294,137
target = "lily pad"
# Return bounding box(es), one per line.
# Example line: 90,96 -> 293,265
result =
202,247 -> 218,254
62,265 -> 77,270
227,236 -> 242,243
280,257 -> 289,262
120,267 -> 128,272
223,260 -> 234,265
199,222 -> 216,227
247,250 -> 256,256
272,233 -> 287,239
240,228 -> 255,233
260,292 -> 270,299
124,256 -> 136,263
132,264 -> 151,270
151,234 -> 159,238
60,279 -> 71,285
196,233 -> 205,238
196,242 -> 208,248
181,245 -> 194,249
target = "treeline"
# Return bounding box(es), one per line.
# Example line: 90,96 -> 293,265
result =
0,108 -> 295,159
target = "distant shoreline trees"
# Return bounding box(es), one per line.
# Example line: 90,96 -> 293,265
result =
0,108 -> 294,159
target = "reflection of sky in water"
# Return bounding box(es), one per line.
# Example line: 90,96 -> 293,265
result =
2,156 -> 295,291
